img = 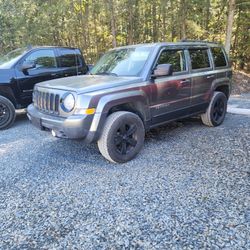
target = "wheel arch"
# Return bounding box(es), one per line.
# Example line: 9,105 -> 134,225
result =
212,77 -> 231,99
87,91 -> 150,142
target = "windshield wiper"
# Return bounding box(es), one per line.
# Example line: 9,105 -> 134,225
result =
95,72 -> 118,76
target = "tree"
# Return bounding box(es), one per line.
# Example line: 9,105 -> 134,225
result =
225,0 -> 236,55
0,0 -> 248,70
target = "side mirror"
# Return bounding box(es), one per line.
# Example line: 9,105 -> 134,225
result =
21,61 -> 36,72
152,64 -> 173,78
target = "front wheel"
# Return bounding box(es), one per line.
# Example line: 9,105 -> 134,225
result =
97,111 -> 145,163
0,96 -> 16,130
201,91 -> 227,127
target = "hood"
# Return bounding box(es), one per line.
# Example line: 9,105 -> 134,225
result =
36,75 -> 142,94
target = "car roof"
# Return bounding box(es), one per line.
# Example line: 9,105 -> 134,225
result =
26,45 -> 80,52
112,41 -> 223,50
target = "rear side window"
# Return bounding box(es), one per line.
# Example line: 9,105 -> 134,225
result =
211,47 -> 227,67
189,49 -> 210,70
157,49 -> 186,72
58,49 -> 79,67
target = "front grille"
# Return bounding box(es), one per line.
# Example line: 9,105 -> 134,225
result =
33,90 -> 60,114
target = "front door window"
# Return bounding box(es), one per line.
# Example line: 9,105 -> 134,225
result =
23,49 -> 57,71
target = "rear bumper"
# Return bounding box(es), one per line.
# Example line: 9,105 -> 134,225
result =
27,104 -> 98,142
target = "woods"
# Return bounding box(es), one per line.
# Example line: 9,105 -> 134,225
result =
0,0 -> 249,70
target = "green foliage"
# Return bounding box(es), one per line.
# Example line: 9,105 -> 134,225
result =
0,0 -> 249,70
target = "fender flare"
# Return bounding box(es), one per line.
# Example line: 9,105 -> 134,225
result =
87,90 -> 150,141
211,77 -> 232,95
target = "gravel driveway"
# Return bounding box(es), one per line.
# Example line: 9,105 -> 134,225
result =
0,113 -> 249,249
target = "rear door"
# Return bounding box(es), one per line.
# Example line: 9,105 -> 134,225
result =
150,47 -> 192,123
188,48 -> 214,107
56,48 -> 88,77
16,48 -> 61,105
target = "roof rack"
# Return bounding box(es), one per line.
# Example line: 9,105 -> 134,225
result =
180,39 -> 221,44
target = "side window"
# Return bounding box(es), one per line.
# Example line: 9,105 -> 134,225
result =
189,49 -> 210,70
157,49 -> 186,72
23,49 -> 56,69
58,49 -> 79,67
211,47 -> 227,67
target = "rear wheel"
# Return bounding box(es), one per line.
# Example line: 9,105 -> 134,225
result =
0,96 -> 16,130
201,91 -> 227,127
97,111 -> 145,163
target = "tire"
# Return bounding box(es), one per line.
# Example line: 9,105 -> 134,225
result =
97,111 -> 145,163
0,95 -> 16,130
201,91 -> 227,127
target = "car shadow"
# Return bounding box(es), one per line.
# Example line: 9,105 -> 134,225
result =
13,111 -> 29,128
145,116 -> 202,141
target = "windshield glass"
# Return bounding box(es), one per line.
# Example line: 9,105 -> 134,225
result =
0,48 -> 27,69
91,46 -> 153,77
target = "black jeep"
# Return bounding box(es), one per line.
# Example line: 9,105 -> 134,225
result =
0,46 -> 88,129
27,41 -> 232,163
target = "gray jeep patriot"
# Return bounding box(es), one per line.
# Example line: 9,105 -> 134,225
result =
27,41 -> 232,163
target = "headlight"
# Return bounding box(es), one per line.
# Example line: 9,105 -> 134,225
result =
61,93 -> 75,112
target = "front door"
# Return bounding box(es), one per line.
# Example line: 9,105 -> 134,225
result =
15,49 -> 61,106
150,48 -> 191,124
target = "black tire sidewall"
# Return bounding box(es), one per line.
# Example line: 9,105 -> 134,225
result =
107,113 -> 145,163
209,92 -> 227,126
0,96 -> 16,130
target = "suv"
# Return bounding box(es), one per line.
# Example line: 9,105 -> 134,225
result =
27,41 -> 232,163
0,46 -> 88,129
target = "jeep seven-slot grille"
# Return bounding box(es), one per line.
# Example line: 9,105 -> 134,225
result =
34,90 -> 60,114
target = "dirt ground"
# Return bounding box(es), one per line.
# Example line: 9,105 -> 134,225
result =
232,71 -> 250,95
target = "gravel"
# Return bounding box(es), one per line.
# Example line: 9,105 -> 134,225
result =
0,113 -> 249,249
232,71 -> 250,95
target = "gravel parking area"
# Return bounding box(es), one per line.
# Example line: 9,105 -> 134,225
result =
0,113 -> 249,249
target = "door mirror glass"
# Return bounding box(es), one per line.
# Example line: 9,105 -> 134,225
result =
153,64 -> 173,78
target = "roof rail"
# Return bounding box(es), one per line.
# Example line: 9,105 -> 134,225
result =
180,39 -> 221,44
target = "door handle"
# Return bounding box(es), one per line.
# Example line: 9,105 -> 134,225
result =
180,79 -> 190,84
51,73 -> 59,77
207,75 -> 215,79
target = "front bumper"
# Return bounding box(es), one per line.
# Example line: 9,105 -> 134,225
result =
27,104 -> 97,142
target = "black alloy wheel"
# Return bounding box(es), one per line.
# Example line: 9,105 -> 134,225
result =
0,102 -> 10,127
212,97 -> 226,123
0,96 -> 16,130
201,91 -> 227,127
98,111 -> 145,163
114,123 -> 138,155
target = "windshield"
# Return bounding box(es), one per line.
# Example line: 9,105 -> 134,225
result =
91,46 -> 153,77
0,48 -> 27,69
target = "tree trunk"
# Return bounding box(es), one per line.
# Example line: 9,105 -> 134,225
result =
170,0 -> 175,41
180,0 -> 187,40
152,2 -> 157,42
128,0 -> 133,45
232,6 -> 241,55
108,0 -> 117,47
205,0 -> 210,30
225,0 -> 236,55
